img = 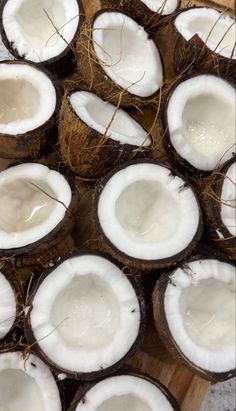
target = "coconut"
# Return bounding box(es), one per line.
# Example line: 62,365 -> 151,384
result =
202,157 -> 236,260
0,268 -> 19,342
69,373 -> 180,411
153,256 -> 236,381
0,351 -> 62,411
174,7 -> 236,81
59,90 -> 152,179
100,0 -> 180,32
0,0 -> 85,77
95,159 -> 203,269
0,60 -> 60,160
25,251 -> 145,380
0,162 -> 77,258
76,10 -> 164,107
162,73 -> 236,175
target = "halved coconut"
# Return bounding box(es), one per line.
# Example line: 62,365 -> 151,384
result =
174,7 -> 236,80
202,157 -> 236,259
0,60 -> 59,160
0,351 -> 62,411
153,257 -> 236,381
0,0 -> 84,77
69,373 -> 180,411
100,0 -> 180,31
0,162 -> 76,257
0,269 -> 17,341
95,160 -> 202,269
163,74 -> 235,174
76,11 -> 164,107
59,90 -> 151,179
25,252 -> 145,380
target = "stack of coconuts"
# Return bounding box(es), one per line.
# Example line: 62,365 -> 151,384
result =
0,0 -> 235,410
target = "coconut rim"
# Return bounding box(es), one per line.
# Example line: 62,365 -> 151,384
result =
0,267 -> 19,341
0,0 -> 85,66
89,9 -> 165,100
0,59 -> 61,138
161,71 -> 236,174
154,254 -> 236,381
0,162 -> 76,257
174,6 -> 236,61
94,158 -> 203,266
69,371 -> 181,411
24,249 -> 146,380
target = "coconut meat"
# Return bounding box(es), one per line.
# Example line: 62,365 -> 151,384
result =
0,63 -> 56,135
98,162 -> 200,261
0,272 -> 16,339
3,0 -> 80,62
75,375 -> 174,411
175,8 -> 236,60
0,352 -> 61,411
167,75 -> 235,171
70,91 -> 151,147
0,163 -> 71,250
165,259 -> 236,372
221,162 -> 236,236
140,0 -> 178,15
92,12 -> 163,97
29,254 -> 140,373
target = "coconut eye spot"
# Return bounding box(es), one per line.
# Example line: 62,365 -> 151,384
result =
0,179 -> 57,233
115,180 -> 181,243
50,274 -> 120,349
97,394 -> 152,411
0,369 -> 44,411
92,13 -> 163,97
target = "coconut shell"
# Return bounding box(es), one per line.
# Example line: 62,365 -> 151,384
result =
201,157 -> 236,260
153,255 -> 236,382
0,60 -> 61,160
59,91 -> 152,179
0,0 -> 85,78
94,159 -> 203,270
75,11 -> 163,108
24,250 -> 146,381
173,8 -> 236,82
68,371 -> 181,411
100,0 -> 180,32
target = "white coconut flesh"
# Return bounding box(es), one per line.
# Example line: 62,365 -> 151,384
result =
140,0 -> 178,15
97,162 -> 200,261
92,12 -> 163,97
70,91 -> 151,147
221,162 -> 236,236
2,0 -> 80,63
0,272 -> 16,339
0,163 -> 71,250
29,254 -> 140,373
0,351 -> 62,411
167,75 -> 236,171
164,259 -> 236,373
0,63 -> 56,135
175,8 -> 236,60
75,375 -> 175,411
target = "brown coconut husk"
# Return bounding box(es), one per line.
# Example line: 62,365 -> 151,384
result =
173,7 -> 236,82
0,0 -> 85,79
59,90 -> 152,179
201,157 -> 236,260
0,60 -> 61,160
75,12 -> 163,108
153,255 -> 236,382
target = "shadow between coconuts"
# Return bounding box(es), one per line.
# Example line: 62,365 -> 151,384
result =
68,371 -> 181,411
75,8 -> 165,108
160,71 -> 236,178
94,158 -> 204,270
0,0 -> 85,78
0,60 -> 62,160
24,249 -> 146,381
153,254 -> 236,382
